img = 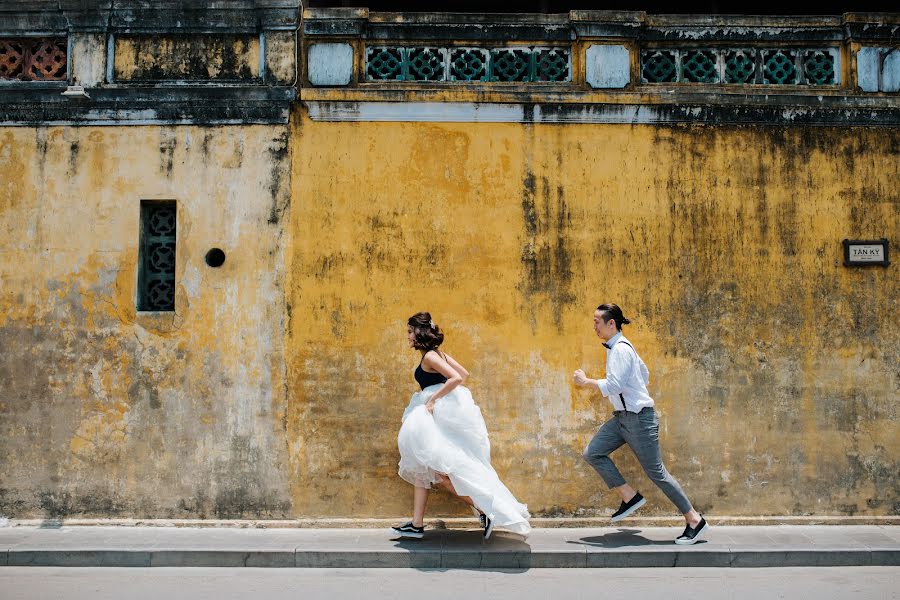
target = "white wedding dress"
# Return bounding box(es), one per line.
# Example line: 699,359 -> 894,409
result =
398,384 -> 532,537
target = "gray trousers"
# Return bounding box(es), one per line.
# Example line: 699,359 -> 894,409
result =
582,407 -> 694,515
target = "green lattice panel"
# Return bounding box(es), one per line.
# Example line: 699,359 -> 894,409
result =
491,48 -> 531,82
724,50 -> 757,84
534,48 -> 570,82
682,50 -> 719,83
138,201 -> 177,312
762,50 -> 798,85
803,50 -> 836,85
366,47 -> 403,81
407,47 -> 445,81
450,48 -> 488,81
641,50 -> 677,83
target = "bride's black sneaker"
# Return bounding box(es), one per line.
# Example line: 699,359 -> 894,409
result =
391,521 -> 425,539
483,515 -> 494,540
610,492 -> 646,522
674,516 -> 708,545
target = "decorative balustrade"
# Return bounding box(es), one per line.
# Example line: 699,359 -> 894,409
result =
641,47 -> 839,86
365,46 -> 571,82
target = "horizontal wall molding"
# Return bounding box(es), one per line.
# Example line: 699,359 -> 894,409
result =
305,100 -> 900,126
0,87 -> 295,126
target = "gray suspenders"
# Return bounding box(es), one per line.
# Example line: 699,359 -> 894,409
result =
616,340 -> 636,413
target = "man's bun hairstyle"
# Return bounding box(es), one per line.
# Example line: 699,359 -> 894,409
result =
597,303 -> 630,331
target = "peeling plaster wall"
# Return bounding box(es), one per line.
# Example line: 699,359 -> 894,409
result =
0,125 -> 292,518
114,35 -> 261,82
287,113 -> 899,519
0,112 -> 897,520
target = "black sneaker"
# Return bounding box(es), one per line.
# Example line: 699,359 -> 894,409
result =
610,492 -> 646,522
391,521 -> 424,539
674,516 -> 708,545
483,515 -> 494,540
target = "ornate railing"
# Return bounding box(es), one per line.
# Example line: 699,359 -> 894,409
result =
640,47 -> 839,86
365,46 -> 571,82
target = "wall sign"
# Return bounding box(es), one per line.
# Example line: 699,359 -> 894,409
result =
843,239 -> 889,266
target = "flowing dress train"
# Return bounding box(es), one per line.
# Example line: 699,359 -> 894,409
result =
398,384 -> 531,536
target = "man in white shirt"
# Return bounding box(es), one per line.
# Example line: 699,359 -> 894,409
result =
574,303 -> 708,545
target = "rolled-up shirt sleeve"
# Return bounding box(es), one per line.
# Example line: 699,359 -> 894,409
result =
596,347 -> 630,398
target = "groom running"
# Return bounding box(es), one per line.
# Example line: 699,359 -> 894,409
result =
574,303 -> 708,545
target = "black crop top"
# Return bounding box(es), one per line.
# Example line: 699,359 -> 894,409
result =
414,353 -> 448,390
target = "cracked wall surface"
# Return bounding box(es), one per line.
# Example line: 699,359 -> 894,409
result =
0,114 -> 897,520
0,125 -> 293,518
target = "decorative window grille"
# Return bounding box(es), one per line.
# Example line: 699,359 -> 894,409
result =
761,49 -> 798,84
138,201 -> 177,312
641,50 -> 677,83
450,48 -> 488,81
0,38 -> 67,81
682,50 -> 719,83
366,46 -> 571,82
641,47 -> 838,86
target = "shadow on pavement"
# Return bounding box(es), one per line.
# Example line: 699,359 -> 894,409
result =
392,528 -> 532,573
568,527 -> 707,547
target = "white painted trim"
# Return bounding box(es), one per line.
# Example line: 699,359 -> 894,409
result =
305,101 -> 672,123
259,31 -> 266,82
106,33 -> 115,83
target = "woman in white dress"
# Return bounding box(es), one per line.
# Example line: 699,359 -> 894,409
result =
391,312 -> 531,540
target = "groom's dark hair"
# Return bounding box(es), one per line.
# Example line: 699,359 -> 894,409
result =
597,304 -> 631,331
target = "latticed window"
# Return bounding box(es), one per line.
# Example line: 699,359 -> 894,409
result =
138,201 -> 177,312
366,46 -> 571,83
0,38 -> 67,81
641,47 -> 838,86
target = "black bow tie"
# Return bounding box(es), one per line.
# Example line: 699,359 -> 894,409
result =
602,342 -> 611,349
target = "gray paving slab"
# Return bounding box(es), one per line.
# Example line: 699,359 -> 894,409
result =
441,530 -> 538,569
150,550 -> 296,568
0,525 -> 896,569
8,550 -> 152,567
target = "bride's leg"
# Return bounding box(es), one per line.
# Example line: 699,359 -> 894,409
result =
436,474 -> 476,508
412,486 -> 429,528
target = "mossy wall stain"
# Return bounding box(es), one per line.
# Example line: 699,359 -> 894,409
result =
0,125 -> 292,518
287,113 -> 898,519
114,35 -> 260,81
0,112 -> 897,519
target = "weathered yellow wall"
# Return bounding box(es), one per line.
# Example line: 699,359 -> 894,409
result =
0,125 -> 292,517
287,111 -> 898,518
114,35 -> 260,81
1,113 -> 897,519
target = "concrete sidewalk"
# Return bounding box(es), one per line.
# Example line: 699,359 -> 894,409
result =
1,525 -> 897,569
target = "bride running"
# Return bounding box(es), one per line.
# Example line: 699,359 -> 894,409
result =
391,312 -> 531,540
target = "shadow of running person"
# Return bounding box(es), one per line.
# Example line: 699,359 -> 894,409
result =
392,528 -> 531,572
568,527 -> 707,548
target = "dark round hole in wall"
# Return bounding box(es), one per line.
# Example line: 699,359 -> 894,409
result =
205,248 -> 226,268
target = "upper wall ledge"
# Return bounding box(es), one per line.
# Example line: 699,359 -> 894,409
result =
300,9 -> 900,114
302,9 -> 900,41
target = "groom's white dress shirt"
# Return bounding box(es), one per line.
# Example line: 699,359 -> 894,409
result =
597,332 -> 655,413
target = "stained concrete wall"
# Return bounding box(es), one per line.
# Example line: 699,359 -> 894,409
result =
1,116 -> 897,520
0,125 -> 293,518
287,114 -> 899,518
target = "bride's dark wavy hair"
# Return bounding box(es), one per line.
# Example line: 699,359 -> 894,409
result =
408,312 -> 444,352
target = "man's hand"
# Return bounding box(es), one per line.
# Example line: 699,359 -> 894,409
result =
573,369 -> 592,387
